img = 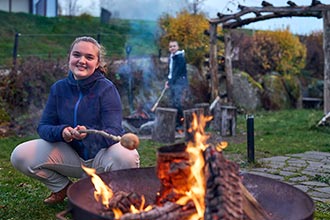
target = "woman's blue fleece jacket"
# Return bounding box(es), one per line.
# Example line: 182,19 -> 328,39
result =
37,70 -> 124,160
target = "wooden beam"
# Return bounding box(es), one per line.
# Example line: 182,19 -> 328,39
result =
223,11 -> 322,29
209,5 -> 330,27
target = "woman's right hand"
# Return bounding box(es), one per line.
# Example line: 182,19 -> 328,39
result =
62,127 -> 74,142
165,81 -> 169,89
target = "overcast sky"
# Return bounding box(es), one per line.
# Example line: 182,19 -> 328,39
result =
72,0 -> 324,35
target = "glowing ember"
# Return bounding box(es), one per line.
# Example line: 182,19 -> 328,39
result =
82,165 -> 113,208
111,195 -> 153,219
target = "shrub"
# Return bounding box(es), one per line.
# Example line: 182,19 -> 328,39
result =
0,57 -> 67,135
1,57 -> 67,113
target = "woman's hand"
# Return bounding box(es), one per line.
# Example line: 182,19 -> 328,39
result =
62,127 -> 74,142
72,125 -> 87,140
165,81 -> 169,89
62,125 -> 87,142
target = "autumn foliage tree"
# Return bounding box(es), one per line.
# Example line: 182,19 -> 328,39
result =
251,28 -> 307,75
158,10 -> 219,67
301,31 -> 324,79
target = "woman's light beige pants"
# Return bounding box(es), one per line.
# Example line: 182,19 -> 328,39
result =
10,139 -> 140,192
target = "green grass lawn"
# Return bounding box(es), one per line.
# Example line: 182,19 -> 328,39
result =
1,109 -> 330,219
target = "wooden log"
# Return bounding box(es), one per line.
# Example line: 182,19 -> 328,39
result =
195,103 -> 211,129
204,145 -> 270,220
220,105 -> 237,136
120,201 -> 196,220
194,103 -> 211,116
210,101 -> 221,131
183,108 -> 204,142
155,143 -> 192,205
204,146 -> 244,220
152,107 -> 177,143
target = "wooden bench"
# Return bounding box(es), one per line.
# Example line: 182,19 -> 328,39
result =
302,97 -> 323,109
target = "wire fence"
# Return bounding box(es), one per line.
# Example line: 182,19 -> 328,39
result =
1,32 -> 161,67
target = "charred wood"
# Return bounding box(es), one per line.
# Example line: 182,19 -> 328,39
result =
204,146 -> 244,220
120,201 -> 196,220
155,143 -> 192,205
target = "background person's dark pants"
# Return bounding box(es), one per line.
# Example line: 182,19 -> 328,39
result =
169,78 -> 188,128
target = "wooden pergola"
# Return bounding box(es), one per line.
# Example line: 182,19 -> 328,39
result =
208,1 -> 330,114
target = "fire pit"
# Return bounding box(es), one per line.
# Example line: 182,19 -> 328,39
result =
124,107 -> 153,129
57,166 -> 314,220
57,114 -> 314,220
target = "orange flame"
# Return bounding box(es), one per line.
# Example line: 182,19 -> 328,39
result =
82,113 -> 227,219
81,165 -> 113,208
82,165 -> 153,218
178,113 -> 227,219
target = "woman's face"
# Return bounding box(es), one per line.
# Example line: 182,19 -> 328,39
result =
69,41 -> 100,80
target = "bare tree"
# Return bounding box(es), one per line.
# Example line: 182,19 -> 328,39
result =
190,0 -> 206,14
59,0 -> 81,16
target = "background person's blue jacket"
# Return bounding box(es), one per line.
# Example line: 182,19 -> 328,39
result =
37,70 -> 124,160
168,50 -> 188,86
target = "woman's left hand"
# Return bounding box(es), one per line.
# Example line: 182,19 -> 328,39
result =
71,125 -> 87,140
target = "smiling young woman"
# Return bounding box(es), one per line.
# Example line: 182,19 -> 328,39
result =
10,36 -> 140,205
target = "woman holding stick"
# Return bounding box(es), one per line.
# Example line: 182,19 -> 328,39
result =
10,36 -> 140,204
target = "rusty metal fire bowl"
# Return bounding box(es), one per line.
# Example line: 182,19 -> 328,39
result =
57,166 -> 314,220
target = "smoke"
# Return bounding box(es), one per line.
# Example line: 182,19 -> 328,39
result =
102,0 -> 189,20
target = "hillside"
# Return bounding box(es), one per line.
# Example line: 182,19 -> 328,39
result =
0,11 -> 159,66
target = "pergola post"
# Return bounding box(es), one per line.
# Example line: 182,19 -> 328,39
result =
209,22 -> 219,100
323,10 -> 330,114
224,30 -> 233,103
208,3 -> 330,113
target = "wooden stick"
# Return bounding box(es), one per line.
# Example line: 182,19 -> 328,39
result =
78,129 -> 139,150
209,96 -> 220,111
317,111 -> 330,126
151,87 -> 167,112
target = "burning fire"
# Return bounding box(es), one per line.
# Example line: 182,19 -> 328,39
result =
83,113 -> 228,220
175,114 -> 227,219
82,165 -> 152,219
81,165 -> 114,208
